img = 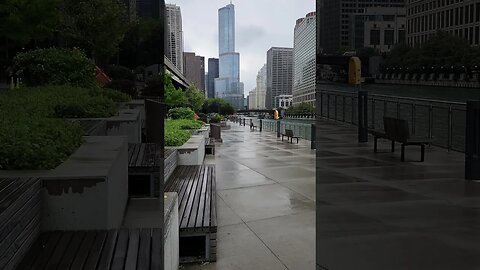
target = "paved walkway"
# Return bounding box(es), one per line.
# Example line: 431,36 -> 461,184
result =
183,121 -> 316,270
314,118 -> 480,269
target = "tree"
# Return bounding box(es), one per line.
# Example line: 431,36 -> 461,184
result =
163,72 -> 186,109
201,98 -> 236,115
60,0 -> 127,64
287,102 -> 314,114
0,0 -> 61,60
184,85 -> 205,112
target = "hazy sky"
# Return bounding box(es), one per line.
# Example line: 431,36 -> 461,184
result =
166,0 -> 315,95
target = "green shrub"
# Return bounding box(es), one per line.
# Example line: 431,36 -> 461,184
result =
104,65 -> 135,81
168,107 -> 194,120
13,48 -> 96,88
0,85 -> 129,170
164,119 -> 205,146
105,79 -> 138,98
209,113 -> 222,123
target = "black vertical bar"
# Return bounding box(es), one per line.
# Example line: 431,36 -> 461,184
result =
358,90 -> 368,143
276,121 -> 281,138
311,124 -> 316,149
465,101 -> 480,180
260,119 -> 263,132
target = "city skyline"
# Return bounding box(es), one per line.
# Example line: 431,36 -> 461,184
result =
166,0 -> 315,95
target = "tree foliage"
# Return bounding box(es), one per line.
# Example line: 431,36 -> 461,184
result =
60,0 -> 128,63
184,85 -> 205,112
287,102 -> 315,114
201,98 -> 236,115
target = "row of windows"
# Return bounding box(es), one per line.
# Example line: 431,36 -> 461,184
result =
370,29 -> 406,45
409,26 -> 480,45
408,3 -> 480,33
408,0 -> 466,15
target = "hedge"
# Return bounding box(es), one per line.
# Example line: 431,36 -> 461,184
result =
0,85 -> 130,170
168,107 -> 194,120
165,119 -> 204,146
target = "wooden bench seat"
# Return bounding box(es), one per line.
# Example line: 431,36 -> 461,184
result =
165,165 -> 217,263
0,177 -> 41,270
205,138 -> 216,155
128,143 -> 162,197
281,129 -> 300,143
16,229 -> 163,270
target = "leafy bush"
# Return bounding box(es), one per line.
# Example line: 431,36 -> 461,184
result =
104,65 -> 135,81
142,75 -> 163,97
164,119 -> 205,146
209,113 -> 222,123
105,79 -> 138,98
13,48 -> 96,87
0,85 -> 129,170
168,107 -> 194,120
202,98 -> 235,115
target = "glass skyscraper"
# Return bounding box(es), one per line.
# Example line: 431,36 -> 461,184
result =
215,4 -> 244,109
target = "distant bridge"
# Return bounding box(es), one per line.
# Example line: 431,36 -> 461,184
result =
237,109 -> 273,114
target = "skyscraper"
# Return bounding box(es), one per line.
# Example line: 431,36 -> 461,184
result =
293,12 -> 316,107
255,64 -> 267,109
207,58 -> 219,98
184,52 -> 205,93
266,47 -> 293,109
215,3 -> 244,109
166,4 -> 184,73
319,0 -> 405,53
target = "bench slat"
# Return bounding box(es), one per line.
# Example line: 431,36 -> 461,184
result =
193,167 -> 209,229
183,166 -> 206,229
45,231 -> 74,270
177,167 -> 200,228
15,232 -> 50,270
150,229 -> 163,270
29,231 -> 62,270
124,229 -> 140,270
70,232 -> 97,270
57,232 -> 85,270
210,166 -> 217,229
179,167 -> 202,229
86,230 -> 110,270
136,229 -> 151,270
203,167 -> 212,229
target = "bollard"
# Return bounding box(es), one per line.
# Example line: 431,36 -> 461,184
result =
358,90 -> 368,143
259,119 -> 263,132
239,118 -> 242,126
243,118 -> 246,126
311,123 -> 316,149
276,121 -> 281,138
465,101 -> 480,180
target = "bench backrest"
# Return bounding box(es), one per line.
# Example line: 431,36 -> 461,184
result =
383,117 -> 410,142
286,129 -> 294,137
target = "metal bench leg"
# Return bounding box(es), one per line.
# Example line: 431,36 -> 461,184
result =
421,144 -> 425,162
391,140 -> 395,152
401,144 -> 405,162
296,138 -> 299,144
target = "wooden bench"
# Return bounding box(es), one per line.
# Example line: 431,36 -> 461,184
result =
205,138 -> 216,155
250,123 -> 257,131
16,228 -> 163,270
371,117 -> 432,162
128,143 -> 162,197
281,129 -> 300,143
165,165 -> 217,263
0,177 -> 41,270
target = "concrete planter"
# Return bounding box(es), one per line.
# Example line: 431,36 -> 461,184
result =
193,125 -> 210,140
172,135 -> 205,166
164,192 -> 179,270
41,136 -> 128,231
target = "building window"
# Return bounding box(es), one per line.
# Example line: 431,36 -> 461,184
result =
370,30 -> 380,45
385,30 -> 395,45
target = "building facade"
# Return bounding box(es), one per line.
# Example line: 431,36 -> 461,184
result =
215,4 -> 244,109
275,95 -> 293,110
248,89 -> 257,110
255,65 -> 267,110
407,0 -> 480,46
207,58 -> 219,98
183,52 -> 205,93
293,12 -> 316,107
266,47 -> 293,109
166,4 -> 184,73
319,0 -> 405,53
136,0 -> 160,19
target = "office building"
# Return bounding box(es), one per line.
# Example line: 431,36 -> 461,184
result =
207,58 -> 219,98
184,52 -> 205,93
215,3 -> 244,109
350,7 -> 406,52
293,12 -> 317,107
166,4 -> 184,73
266,47 -> 293,109
407,0 -> 480,46
319,0 -> 405,53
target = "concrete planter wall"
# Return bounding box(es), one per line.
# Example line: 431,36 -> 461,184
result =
193,125 -> 210,140
164,149 -> 178,183
41,136 -> 128,231
173,135 -> 205,166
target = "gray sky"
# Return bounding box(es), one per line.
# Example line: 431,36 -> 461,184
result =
166,0 -> 315,95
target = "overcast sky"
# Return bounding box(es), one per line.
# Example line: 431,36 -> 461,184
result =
166,0 -> 315,95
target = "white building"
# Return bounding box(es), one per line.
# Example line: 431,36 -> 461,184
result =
275,95 -> 293,110
248,89 -> 257,110
166,4 -> 184,73
293,11 -> 316,107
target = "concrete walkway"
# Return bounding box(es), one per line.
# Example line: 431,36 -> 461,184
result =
314,118 -> 480,269
183,122 -> 316,270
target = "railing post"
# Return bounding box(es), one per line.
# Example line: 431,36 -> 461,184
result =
351,94 -> 355,124
320,91 -> 324,117
396,100 -> 401,119
412,104 -> 416,135
342,96 -> 346,122
372,99 -> 375,129
327,94 -> 330,119
358,90 -> 368,143
276,120 -> 281,138
260,119 -> 262,132
465,101 -> 480,180
311,123 -> 316,149
428,104 -> 433,139
448,106 -> 453,151
335,95 -> 338,121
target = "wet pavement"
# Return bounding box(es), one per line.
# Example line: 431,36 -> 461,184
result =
315,118 -> 480,270
182,121 -> 315,270
183,118 -> 480,270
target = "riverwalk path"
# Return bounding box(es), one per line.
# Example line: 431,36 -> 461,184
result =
185,117 -> 480,270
